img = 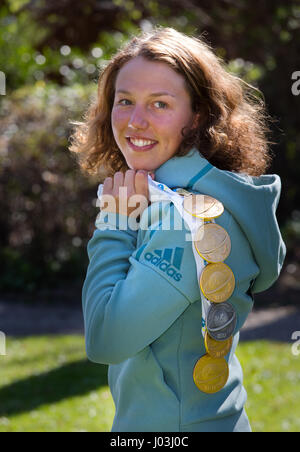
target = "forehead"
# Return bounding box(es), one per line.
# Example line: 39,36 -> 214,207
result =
115,56 -> 187,95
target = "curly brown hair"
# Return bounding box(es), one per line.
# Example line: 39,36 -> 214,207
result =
69,26 -> 274,179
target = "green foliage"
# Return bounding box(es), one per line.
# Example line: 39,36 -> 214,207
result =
0,2 -> 46,91
0,0 -> 142,92
0,82 -> 100,292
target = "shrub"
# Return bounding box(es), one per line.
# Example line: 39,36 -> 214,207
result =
0,81 -> 101,294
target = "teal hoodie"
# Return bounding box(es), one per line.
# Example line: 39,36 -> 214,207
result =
82,147 -> 286,432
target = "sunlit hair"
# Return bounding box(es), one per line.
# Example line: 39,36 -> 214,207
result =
69,26 -> 274,178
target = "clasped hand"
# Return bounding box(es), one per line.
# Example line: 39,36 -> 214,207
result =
101,170 -> 155,217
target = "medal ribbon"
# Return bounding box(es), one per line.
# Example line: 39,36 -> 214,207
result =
147,178 -> 213,338
97,177 -> 212,337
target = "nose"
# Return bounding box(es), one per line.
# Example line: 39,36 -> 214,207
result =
128,105 -> 149,129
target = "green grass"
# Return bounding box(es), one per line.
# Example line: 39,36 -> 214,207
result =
236,341 -> 300,432
0,336 -> 114,432
0,336 -> 299,432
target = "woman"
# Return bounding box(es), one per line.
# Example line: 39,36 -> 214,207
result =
70,27 -> 286,432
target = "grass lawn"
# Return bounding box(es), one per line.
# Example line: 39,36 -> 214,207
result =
0,335 -> 299,432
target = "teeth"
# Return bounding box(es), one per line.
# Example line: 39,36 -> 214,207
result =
129,138 -> 156,147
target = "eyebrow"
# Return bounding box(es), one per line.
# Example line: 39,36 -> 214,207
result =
116,89 -> 176,98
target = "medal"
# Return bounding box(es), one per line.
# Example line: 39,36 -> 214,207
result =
143,179 -> 237,395
183,194 -> 224,220
206,302 -> 237,341
204,331 -> 233,359
200,262 -> 235,303
193,354 -> 229,394
194,223 -> 231,263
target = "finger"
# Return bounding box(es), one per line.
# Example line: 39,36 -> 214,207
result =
124,169 -> 136,195
135,170 -> 149,198
102,177 -> 113,195
113,171 -> 124,197
101,177 -> 115,211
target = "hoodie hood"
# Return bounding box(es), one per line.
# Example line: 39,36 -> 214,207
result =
154,147 -> 286,294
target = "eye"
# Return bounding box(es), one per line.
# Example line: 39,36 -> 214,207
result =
117,98 -> 131,106
154,101 -> 167,109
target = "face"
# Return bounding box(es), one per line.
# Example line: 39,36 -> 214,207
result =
111,56 -> 198,172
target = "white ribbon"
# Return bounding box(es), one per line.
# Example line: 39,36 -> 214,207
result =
148,178 -> 213,337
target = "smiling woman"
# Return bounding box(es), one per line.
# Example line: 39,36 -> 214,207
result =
73,26 -> 286,433
110,56 -> 199,172
69,26 -> 272,179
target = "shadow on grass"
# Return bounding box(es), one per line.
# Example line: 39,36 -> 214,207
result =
0,359 -> 108,417
240,307 -> 300,343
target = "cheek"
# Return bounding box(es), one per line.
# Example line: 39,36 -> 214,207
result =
111,109 -> 128,132
156,114 -> 181,132
161,113 -> 188,140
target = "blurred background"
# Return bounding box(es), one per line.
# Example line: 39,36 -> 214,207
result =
0,0 -> 299,433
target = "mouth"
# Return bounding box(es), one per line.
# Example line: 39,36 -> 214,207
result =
126,137 -> 158,152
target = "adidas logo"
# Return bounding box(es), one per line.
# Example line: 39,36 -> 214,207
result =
144,247 -> 184,282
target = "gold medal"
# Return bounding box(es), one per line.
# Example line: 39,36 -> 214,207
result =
183,194 -> 224,220
194,223 -> 231,263
193,354 -> 229,394
178,190 -> 234,391
204,331 -> 233,359
200,262 -> 235,303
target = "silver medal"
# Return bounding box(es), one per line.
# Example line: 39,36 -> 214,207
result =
206,302 -> 237,341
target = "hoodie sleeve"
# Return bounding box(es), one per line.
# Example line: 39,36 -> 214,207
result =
82,205 -> 197,365
252,174 -> 286,293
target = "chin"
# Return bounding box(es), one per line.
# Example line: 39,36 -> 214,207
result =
130,165 -> 153,172
127,158 -> 155,172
